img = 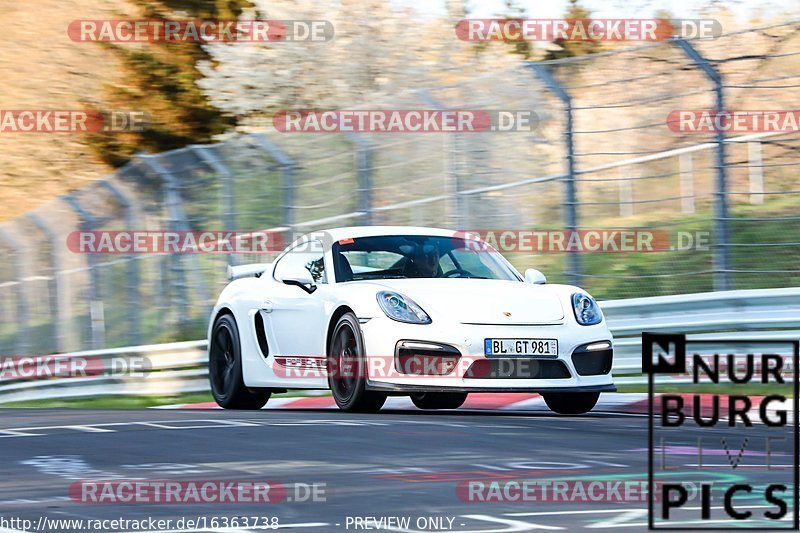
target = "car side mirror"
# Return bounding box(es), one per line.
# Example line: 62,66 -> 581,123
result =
281,270 -> 317,294
524,268 -> 547,285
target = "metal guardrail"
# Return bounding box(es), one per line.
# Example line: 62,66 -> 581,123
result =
604,287 -> 800,373
0,288 -> 798,403
0,340 -> 208,404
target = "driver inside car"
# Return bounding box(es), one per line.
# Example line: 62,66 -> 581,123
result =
404,242 -> 440,278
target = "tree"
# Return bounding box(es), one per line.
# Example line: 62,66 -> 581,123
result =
86,0 -> 250,166
196,0 -> 527,131
543,0 -> 602,61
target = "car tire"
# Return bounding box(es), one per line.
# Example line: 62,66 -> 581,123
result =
410,392 -> 468,410
327,312 -> 387,413
209,313 -> 270,410
542,392 -> 600,415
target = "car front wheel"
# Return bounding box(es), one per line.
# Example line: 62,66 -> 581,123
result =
542,391 -> 600,415
327,313 -> 387,413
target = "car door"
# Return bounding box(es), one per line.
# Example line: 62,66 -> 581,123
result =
259,239 -> 330,359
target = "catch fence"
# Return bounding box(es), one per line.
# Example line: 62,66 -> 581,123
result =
1,22 -> 798,355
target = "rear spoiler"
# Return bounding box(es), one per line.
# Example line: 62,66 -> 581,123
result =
227,263 -> 272,281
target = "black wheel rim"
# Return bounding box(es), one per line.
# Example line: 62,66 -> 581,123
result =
330,323 -> 359,402
210,321 -> 236,399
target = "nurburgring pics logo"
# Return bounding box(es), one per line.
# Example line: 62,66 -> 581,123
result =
645,332 -> 799,529
455,19 -> 721,42
272,110 -> 539,133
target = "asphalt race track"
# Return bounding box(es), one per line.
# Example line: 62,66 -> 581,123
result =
0,407 -> 794,532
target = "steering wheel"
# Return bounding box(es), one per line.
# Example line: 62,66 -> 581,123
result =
441,268 -> 474,278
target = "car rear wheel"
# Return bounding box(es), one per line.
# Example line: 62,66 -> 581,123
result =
542,391 -> 600,415
327,313 -> 387,413
209,313 -> 270,409
410,392 -> 468,410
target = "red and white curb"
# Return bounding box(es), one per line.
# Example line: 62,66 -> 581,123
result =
156,392 -> 651,412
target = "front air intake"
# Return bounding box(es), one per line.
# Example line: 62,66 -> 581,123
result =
394,340 -> 461,375
571,342 -> 613,376
466,359 -> 571,379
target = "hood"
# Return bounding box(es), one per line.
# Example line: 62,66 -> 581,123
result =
369,278 -> 565,325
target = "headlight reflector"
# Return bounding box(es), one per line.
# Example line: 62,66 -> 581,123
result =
572,293 -> 602,325
376,291 -> 431,324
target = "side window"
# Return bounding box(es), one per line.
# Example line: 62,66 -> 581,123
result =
273,240 -> 326,283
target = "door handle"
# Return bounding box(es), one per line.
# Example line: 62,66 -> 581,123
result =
260,300 -> 274,313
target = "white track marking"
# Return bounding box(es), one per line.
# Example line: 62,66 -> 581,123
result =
61,425 -> 116,433
0,429 -> 43,437
585,509 -> 648,529
501,396 -> 547,410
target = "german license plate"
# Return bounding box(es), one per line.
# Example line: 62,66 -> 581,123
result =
484,338 -> 558,357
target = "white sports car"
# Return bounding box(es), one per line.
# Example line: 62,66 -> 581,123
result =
207,226 -> 615,413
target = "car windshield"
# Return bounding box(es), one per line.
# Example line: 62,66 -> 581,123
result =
331,235 -> 520,282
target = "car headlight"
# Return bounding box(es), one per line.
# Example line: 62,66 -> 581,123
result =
376,291 -> 431,324
572,293 -> 602,325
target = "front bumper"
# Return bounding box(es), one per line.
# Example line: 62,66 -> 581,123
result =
360,316 -> 615,392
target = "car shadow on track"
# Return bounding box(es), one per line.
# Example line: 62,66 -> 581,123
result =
267,407 -> 646,419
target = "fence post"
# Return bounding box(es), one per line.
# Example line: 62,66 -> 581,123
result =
26,213 -> 66,353
138,154 -> 190,327
529,63 -> 580,286
252,134 -> 297,240
99,179 -> 141,346
62,195 -> 105,350
192,145 -> 236,264
0,228 -> 30,354
674,38 -> 730,291
344,133 -> 373,226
